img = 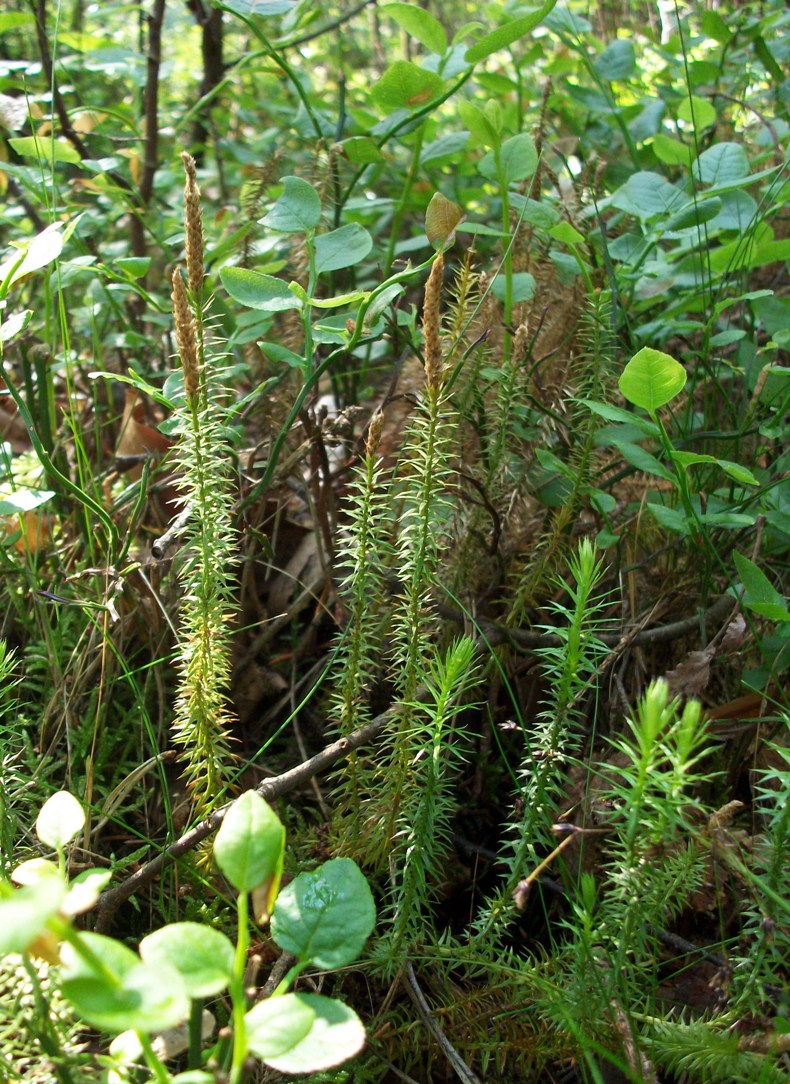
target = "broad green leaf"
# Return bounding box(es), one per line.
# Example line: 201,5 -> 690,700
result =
314,224 -> 372,273
261,176 -> 321,233
652,134 -> 692,167
245,994 -> 314,1059
509,194 -> 560,228
613,440 -> 674,482
0,488 -> 55,516
213,791 -> 285,895
36,791 -> 85,848
62,868 -> 113,917
465,0 -> 558,63
247,993 -> 365,1073
140,923 -> 234,998
678,95 -> 717,130
491,272 -> 536,303
366,282 -> 404,322
271,857 -> 375,969
421,131 -> 469,164
701,9 -> 730,42
549,222 -> 584,245
220,267 -> 300,312
0,309 -> 32,343
581,398 -> 660,437
458,99 -> 499,148
309,290 -> 367,309
647,502 -> 690,536
259,341 -> 305,368
733,552 -> 790,622
382,3 -> 447,54
425,192 -> 464,249
0,223 -> 64,290
594,40 -> 635,81
0,12 -> 34,31
0,879 -> 66,955
65,960 -> 189,1035
371,61 -> 443,113
481,133 -> 537,184
663,197 -> 722,233
692,142 -> 750,186
707,236 -> 790,275
114,257 -> 151,279
619,347 -> 687,413
8,136 -> 81,164
221,0 -> 294,14
672,452 -> 758,487
610,172 -> 686,219
339,137 -> 383,165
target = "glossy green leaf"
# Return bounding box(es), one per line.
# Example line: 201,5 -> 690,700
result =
261,176 -> 321,233
220,267 -> 300,311
36,791 -> 85,849
271,857 -> 375,968
214,791 -> 285,895
61,931 -> 188,1033
314,224 -> 372,273
619,348 -> 686,413
371,61 -> 443,112
465,0 -> 558,63
247,993 -> 365,1073
0,223 -> 64,290
382,3 -> 447,54
140,923 -> 234,998
0,489 -> 56,516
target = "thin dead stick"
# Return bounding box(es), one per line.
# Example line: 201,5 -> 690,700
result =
94,708 -> 397,933
437,593 -> 736,649
403,963 -> 483,1084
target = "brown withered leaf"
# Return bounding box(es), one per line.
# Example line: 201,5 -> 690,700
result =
664,646 -> 715,699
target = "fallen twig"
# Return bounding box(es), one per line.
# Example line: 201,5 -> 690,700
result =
94,707 -> 398,932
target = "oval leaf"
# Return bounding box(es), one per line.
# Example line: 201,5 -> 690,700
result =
36,791 -> 85,848
247,993 -> 365,1074
382,3 -> 446,54
0,879 -> 66,955
619,347 -> 686,413
140,923 -> 234,998
465,0 -> 558,63
220,267 -> 300,312
214,791 -> 285,895
371,61 -> 443,112
271,857 -> 375,969
314,224 -> 372,274
425,192 -> 464,249
261,176 -> 321,233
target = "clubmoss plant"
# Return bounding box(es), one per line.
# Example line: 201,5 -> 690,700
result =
169,153 -> 237,811
477,538 -> 609,939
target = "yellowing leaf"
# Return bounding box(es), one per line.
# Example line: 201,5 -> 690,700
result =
425,192 -> 464,249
